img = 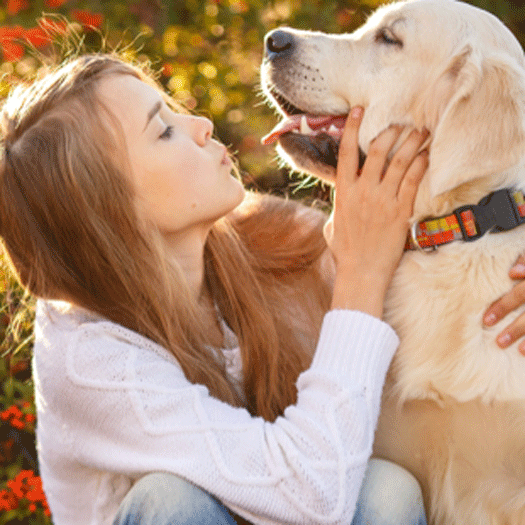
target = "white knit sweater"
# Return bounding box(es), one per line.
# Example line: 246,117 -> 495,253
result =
32,299 -> 399,525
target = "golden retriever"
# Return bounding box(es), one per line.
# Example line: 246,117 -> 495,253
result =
261,1 -> 525,523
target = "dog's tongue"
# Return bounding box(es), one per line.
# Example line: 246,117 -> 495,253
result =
262,114 -> 347,145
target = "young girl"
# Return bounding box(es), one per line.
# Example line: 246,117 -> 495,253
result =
0,53 -> 524,525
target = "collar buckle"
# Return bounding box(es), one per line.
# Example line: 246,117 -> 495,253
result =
456,189 -> 525,242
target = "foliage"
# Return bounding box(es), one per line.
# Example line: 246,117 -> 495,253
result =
0,259 -> 39,524
0,0 -> 523,523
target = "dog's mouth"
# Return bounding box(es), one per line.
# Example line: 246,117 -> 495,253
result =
262,88 -> 365,172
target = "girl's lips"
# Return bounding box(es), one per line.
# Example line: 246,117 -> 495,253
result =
221,147 -> 232,166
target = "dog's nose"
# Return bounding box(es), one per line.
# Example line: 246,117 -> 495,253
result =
265,29 -> 295,59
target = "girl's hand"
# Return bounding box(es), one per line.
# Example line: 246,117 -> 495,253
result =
483,253 -> 525,355
325,107 -> 429,317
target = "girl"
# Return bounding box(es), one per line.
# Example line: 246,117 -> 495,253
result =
0,53 -> 523,525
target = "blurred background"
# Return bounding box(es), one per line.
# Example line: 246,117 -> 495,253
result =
0,1 -> 524,523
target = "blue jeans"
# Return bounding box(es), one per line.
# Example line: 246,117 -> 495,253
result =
113,459 -> 427,524
352,459 -> 427,525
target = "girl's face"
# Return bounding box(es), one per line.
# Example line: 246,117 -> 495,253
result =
97,74 -> 245,245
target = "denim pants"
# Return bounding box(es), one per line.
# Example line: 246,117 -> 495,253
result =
113,458 -> 427,525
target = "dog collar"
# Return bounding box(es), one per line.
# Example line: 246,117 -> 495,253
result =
406,189 -> 525,251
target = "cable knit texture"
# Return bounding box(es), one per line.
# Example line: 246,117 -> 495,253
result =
32,300 -> 399,525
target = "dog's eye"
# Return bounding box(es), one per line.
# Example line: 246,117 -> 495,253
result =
376,28 -> 402,47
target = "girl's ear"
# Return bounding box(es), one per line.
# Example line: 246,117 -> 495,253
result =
427,45 -> 525,198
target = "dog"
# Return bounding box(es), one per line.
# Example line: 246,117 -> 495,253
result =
261,1 -> 525,523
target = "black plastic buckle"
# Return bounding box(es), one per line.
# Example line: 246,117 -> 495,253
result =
454,189 -> 524,242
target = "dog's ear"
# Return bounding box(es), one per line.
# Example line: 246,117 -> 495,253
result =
428,45 -> 525,198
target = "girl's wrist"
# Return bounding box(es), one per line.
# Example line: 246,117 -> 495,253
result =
330,271 -> 388,318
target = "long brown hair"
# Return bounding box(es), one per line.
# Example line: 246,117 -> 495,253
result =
0,53 -> 331,421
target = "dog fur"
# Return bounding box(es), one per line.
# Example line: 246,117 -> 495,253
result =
261,1 -> 525,523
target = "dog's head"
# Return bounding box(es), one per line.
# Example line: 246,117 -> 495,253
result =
261,0 -> 525,210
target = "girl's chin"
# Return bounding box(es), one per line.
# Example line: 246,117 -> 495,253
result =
230,177 -> 246,204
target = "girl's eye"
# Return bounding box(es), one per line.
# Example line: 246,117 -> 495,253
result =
159,125 -> 173,140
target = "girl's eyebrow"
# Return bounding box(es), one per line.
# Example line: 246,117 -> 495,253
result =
143,100 -> 162,133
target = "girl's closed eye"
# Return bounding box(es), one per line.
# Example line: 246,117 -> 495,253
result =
159,125 -> 173,140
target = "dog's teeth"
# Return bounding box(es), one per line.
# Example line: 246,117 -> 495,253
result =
300,115 -> 315,135
328,125 -> 338,134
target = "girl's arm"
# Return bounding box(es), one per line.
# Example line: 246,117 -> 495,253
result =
34,300 -> 398,525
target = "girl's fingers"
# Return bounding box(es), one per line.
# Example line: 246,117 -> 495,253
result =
483,254 -> 525,354
492,313 -> 525,355
396,149 -> 429,209
484,275 -> 525,328
382,128 -> 430,194
336,107 -> 364,187
510,253 -> 525,279
361,125 -> 404,185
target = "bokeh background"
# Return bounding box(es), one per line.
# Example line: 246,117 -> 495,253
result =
0,0 -> 524,522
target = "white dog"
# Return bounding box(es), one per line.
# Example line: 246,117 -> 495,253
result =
261,1 -> 525,523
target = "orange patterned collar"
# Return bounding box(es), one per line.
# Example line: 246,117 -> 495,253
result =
406,189 -> 525,251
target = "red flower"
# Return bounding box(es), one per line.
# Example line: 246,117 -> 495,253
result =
0,25 -> 24,40
0,43 -> 23,61
1,405 -> 22,420
72,9 -> 104,30
9,359 -> 28,375
1,403 -> 35,429
6,0 -> 29,16
0,488 -> 14,506
162,62 -> 174,77
44,0 -> 68,7
1,471 -> 51,514
336,9 -> 355,29
0,488 -> 18,511
0,25 -> 25,61
9,417 -> 25,429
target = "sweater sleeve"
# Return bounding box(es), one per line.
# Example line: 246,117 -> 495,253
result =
36,308 -> 398,525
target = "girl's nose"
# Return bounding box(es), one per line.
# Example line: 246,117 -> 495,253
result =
192,116 -> 213,146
